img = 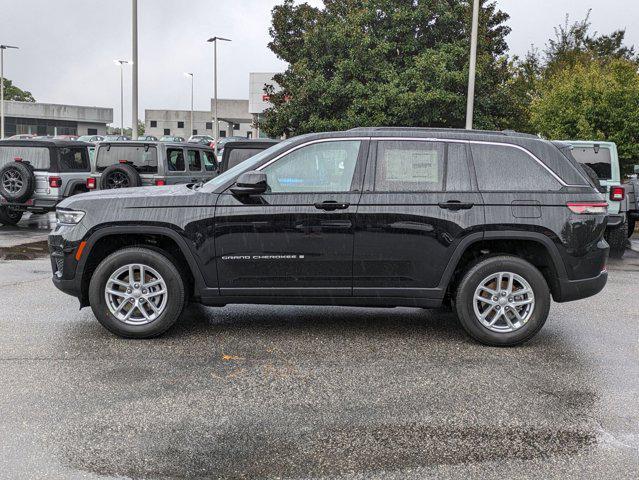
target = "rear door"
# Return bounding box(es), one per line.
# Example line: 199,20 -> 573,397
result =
353,139 -> 484,299
186,148 -> 206,183
164,147 -> 188,185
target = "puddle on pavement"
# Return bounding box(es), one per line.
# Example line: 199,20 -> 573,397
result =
0,240 -> 49,260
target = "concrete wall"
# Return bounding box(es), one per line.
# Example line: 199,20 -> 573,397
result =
5,101 -> 113,124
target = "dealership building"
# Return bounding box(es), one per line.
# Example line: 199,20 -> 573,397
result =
1,101 -> 113,138
144,72 -> 281,139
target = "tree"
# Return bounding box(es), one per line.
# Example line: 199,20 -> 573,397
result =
530,58 -> 639,174
261,0 -> 523,137
1,78 -> 35,102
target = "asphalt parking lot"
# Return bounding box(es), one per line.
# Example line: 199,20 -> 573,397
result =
0,214 -> 637,479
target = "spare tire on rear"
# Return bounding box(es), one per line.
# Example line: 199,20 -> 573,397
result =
100,163 -> 141,189
0,161 -> 36,203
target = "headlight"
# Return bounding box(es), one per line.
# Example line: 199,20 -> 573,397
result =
56,209 -> 85,225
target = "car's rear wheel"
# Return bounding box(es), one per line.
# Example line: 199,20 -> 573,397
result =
0,206 -> 23,225
455,256 -> 550,347
89,247 -> 186,338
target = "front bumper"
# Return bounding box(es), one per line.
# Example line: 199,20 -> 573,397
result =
555,269 -> 608,303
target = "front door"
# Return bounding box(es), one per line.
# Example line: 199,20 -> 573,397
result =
353,139 -> 484,300
214,139 -> 368,297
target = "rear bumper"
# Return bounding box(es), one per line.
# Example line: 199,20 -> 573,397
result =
0,197 -> 58,212
555,270 -> 608,303
606,214 -> 625,228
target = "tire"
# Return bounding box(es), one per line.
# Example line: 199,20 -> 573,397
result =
628,217 -> 635,238
605,219 -> 628,258
99,163 -> 141,189
0,161 -> 36,203
455,255 -> 551,347
0,206 -> 23,225
88,247 -> 186,338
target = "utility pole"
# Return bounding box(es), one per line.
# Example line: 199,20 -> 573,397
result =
465,0 -> 480,130
132,0 -> 139,139
114,60 -> 132,136
185,73 -> 194,137
0,44 -> 19,139
207,36 -> 231,156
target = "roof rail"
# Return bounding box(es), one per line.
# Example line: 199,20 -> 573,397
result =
346,126 -> 538,139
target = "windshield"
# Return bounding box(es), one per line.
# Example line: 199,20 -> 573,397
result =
204,136 -> 298,190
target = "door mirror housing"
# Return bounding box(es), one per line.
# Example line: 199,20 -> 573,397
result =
230,170 -> 268,195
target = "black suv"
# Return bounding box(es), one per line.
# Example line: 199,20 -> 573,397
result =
49,128 -> 609,346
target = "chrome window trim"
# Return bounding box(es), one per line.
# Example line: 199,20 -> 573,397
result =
256,136 -> 582,188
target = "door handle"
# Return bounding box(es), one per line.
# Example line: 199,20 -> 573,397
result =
314,201 -> 350,211
438,200 -> 474,211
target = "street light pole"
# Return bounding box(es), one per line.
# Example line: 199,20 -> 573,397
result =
185,73 -> 194,137
465,0 -> 480,130
131,0 -> 138,139
207,36 -> 231,156
0,44 -> 19,140
114,60 -> 132,136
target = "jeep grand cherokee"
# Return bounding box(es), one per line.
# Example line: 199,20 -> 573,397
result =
49,128 -> 609,346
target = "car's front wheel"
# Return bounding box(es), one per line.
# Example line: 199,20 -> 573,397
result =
89,247 -> 186,338
0,206 -> 23,225
455,256 -> 550,347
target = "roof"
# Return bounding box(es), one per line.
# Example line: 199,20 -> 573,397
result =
223,139 -> 280,148
98,140 -> 213,149
0,139 -> 92,147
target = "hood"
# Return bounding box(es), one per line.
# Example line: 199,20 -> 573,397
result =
57,184 -> 197,210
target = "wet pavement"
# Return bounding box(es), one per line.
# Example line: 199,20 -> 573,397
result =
0,225 -> 637,479
0,212 -> 54,248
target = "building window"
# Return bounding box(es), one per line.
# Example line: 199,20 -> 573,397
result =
206,122 -> 212,130
164,129 -> 170,135
219,131 -> 226,138
87,128 -> 98,135
150,120 -> 157,128
192,129 -> 197,135
177,121 -> 184,128
233,123 -> 240,130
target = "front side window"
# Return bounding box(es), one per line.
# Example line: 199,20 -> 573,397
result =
58,147 -> 89,171
263,140 -> 361,193
187,150 -> 201,171
374,141 -> 444,192
96,145 -> 158,173
166,148 -> 185,172
471,144 -> 561,191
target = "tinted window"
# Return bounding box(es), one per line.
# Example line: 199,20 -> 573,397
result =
58,147 -> 89,171
471,144 -> 561,191
0,146 -> 50,170
570,146 -> 612,180
375,141 -> 444,192
96,145 -> 158,173
187,150 -> 201,171
203,151 -> 216,171
227,148 -> 264,169
446,143 -> 472,191
167,148 -> 185,172
263,140 -> 361,193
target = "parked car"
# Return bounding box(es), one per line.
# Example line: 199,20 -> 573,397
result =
7,134 -> 36,140
77,135 -> 105,144
54,135 -> 79,141
623,169 -> 639,236
216,136 -> 247,158
88,141 -> 217,190
103,135 -> 131,142
49,128 -> 609,345
218,139 -> 280,172
558,141 -> 628,257
0,139 -> 92,225
188,135 -> 215,148
159,135 -> 185,143
139,135 -> 158,141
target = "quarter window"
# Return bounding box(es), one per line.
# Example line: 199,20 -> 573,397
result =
203,150 -> 217,171
58,147 -> 89,171
374,141 -> 444,192
263,140 -> 361,193
471,144 -> 561,191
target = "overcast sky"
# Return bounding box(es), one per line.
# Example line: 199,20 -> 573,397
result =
1,0 -> 637,128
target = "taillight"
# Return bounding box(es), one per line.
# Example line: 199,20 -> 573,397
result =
14,157 -> 23,162
567,202 -> 608,214
49,177 -> 62,188
609,186 -> 625,201
86,177 -> 96,189
155,179 -> 166,186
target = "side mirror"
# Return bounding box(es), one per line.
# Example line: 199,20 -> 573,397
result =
230,170 -> 267,195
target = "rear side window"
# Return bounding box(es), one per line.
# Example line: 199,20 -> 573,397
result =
374,141 -> 444,192
58,147 -> 89,171
471,144 -> 561,191
0,146 -> 50,170
203,150 -> 216,171
96,145 -> 158,173
167,148 -> 185,172
570,146 -> 612,180
187,150 -> 201,171
227,148 -> 264,170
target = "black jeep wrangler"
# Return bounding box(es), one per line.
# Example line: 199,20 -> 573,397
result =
49,128 -> 609,346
